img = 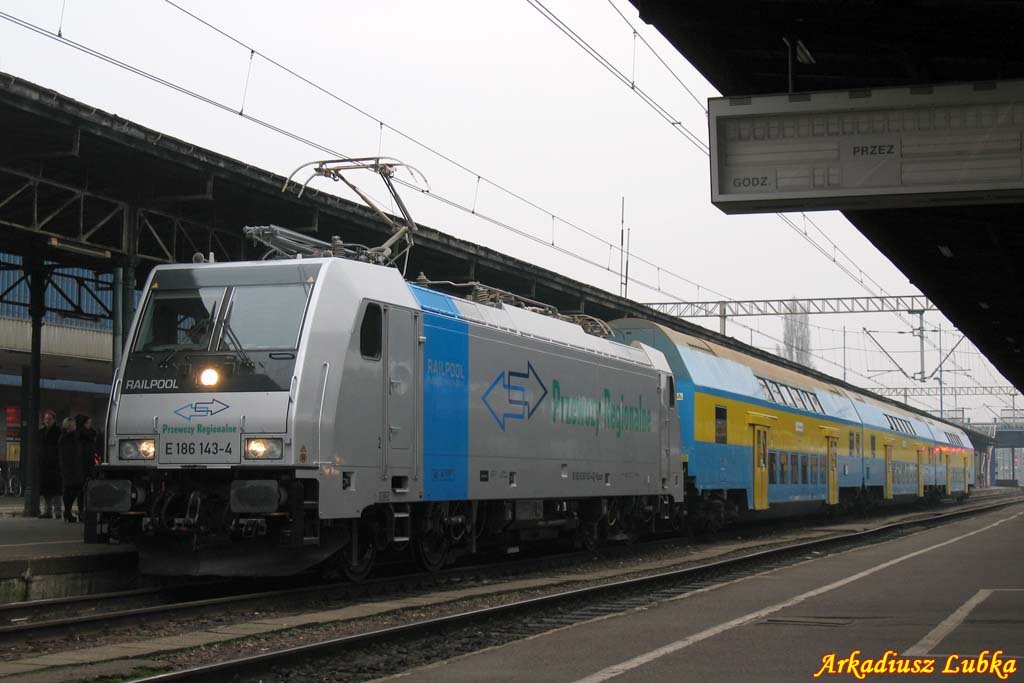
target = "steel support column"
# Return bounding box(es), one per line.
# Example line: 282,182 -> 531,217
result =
22,256 -> 45,517
112,265 -> 123,373
121,204 -> 139,350
121,260 -> 136,350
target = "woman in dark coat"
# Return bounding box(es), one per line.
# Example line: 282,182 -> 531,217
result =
58,418 -> 84,523
37,410 -> 62,519
76,415 -> 99,482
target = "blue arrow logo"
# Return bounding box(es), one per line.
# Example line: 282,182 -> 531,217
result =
482,362 -> 548,431
174,398 -> 230,421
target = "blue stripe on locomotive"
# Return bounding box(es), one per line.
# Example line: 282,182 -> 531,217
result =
409,286 -> 469,501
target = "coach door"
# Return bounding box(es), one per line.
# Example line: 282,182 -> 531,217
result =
753,426 -> 769,510
826,436 -> 839,505
884,444 -> 894,500
917,449 -> 926,497
944,451 -> 952,494
384,306 -> 418,482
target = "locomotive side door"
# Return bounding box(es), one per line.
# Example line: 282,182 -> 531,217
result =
383,306 -> 418,480
752,426 -> 769,510
884,443 -> 894,500
826,436 -> 839,505
660,374 -> 677,490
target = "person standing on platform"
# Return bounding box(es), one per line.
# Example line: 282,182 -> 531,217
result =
57,417 -> 83,523
37,410 -> 62,519
76,415 -> 99,482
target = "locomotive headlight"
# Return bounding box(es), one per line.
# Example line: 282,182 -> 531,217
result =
245,438 -> 283,460
199,367 -> 220,387
120,439 -> 156,460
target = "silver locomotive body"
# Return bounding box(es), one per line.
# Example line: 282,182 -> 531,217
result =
86,256 -> 683,576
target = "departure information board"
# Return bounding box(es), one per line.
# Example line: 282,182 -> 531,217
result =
709,80 -> 1024,213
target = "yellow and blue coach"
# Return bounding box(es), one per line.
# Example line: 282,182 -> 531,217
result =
611,320 -> 973,529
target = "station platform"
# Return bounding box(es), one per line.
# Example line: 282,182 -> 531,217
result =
0,500 -> 136,602
400,500 -> 1024,683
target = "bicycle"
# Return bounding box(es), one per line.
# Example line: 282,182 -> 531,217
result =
0,463 -> 22,497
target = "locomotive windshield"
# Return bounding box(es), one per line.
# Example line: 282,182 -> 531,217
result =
133,283 -> 312,354
218,284 -> 311,351
134,287 -> 223,352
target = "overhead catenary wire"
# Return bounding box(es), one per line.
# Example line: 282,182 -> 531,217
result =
0,8 -> 723,307
161,0 -> 724,300
604,0 -> 707,113
523,0 -> 709,154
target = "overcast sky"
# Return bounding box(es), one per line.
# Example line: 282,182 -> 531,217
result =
0,0 -> 1015,422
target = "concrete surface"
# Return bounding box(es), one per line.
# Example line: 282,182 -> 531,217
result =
394,502 -> 1024,682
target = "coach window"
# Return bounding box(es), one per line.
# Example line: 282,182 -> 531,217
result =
768,452 -> 778,484
360,303 -> 383,360
801,455 -> 808,484
779,453 -> 788,483
714,406 -> 727,444
795,390 -> 809,410
871,435 -> 876,457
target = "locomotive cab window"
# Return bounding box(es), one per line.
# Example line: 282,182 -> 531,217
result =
219,283 -> 311,351
667,376 -> 676,406
360,303 -> 383,360
714,406 -> 727,444
133,287 -> 224,352
133,282 -> 312,355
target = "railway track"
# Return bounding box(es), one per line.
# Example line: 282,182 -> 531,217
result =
126,495 -> 1022,683
0,549 -> 596,641
1,491 -> 1016,644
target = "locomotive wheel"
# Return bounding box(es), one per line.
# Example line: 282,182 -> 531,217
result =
342,515 -> 377,582
415,503 -> 450,573
578,521 -> 601,551
415,531 -> 449,572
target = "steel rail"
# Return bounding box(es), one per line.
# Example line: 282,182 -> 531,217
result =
0,541 -> 633,638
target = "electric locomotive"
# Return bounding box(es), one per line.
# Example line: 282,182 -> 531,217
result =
84,159 -> 685,578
